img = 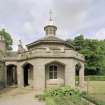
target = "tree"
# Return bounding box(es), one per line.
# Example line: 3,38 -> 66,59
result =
0,29 -> 13,50
66,35 -> 105,75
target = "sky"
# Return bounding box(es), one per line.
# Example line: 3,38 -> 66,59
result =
0,0 -> 105,50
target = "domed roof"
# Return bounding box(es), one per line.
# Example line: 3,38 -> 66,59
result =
26,36 -> 74,49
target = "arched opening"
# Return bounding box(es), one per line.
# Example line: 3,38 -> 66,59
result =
45,61 -> 65,88
7,64 -> 17,86
23,63 -> 33,87
75,63 -> 81,86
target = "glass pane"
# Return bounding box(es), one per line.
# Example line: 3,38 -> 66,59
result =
49,65 -> 58,79
49,72 -> 53,79
54,66 -> 57,71
54,69 -> 57,72
49,66 -> 53,72
54,71 -> 57,79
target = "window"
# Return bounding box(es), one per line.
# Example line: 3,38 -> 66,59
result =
49,65 -> 57,79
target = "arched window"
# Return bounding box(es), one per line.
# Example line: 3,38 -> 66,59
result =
49,64 -> 57,79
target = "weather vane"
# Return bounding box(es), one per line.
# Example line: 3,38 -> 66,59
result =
49,9 -> 53,21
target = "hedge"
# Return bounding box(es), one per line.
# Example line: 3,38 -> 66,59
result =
85,76 -> 105,81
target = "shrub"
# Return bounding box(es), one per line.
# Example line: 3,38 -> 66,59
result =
45,86 -> 80,97
35,86 -> 80,101
46,97 -> 56,105
35,86 -> 89,105
35,94 -> 46,101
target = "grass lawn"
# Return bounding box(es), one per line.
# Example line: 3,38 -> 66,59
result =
87,81 -> 105,102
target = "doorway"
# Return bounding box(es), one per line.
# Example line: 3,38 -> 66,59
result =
75,63 -> 81,86
7,64 -> 17,86
23,63 -> 33,87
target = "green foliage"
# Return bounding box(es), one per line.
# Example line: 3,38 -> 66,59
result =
46,97 -> 57,105
66,35 -> 105,75
35,94 -> 46,101
35,86 -> 80,100
36,86 -> 88,105
45,86 -> 80,97
53,96 -> 75,105
46,95 -> 88,105
0,28 -> 13,50
36,86 -> 105,105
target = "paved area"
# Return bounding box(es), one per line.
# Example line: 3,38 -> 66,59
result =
0,87 -> 45,105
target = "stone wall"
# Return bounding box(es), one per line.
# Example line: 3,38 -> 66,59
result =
0,61 -> 5,89
18,48 -> 84,62
5,42 -> 84,93
16,58 -> 84,93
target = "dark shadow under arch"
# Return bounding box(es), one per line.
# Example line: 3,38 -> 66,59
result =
7,64 -> 17,86
75,63 -> 81,86
23,63 -> 33,87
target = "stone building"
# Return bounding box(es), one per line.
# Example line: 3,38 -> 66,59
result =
0,17 -> 85,92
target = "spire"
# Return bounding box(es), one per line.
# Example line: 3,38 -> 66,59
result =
44,10 -> 57,36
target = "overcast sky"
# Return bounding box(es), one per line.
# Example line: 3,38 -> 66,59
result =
0,0 -> 105,50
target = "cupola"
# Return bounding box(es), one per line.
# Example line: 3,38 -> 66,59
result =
44,10 -> 57,36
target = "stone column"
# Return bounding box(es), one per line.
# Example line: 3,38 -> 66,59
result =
4,65 -> 7,87
17,64 -> 24,88
33,63 -> 45,93
79,63 -> 84,88
65,61 -> 75,88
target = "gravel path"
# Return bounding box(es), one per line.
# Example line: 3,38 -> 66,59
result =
0,87 -> 45,105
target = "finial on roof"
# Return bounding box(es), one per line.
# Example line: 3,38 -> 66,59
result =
19,40 -> 22,45
44,10 -> 57,36
49,9 -> 53,21
47,9 -> 55,26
